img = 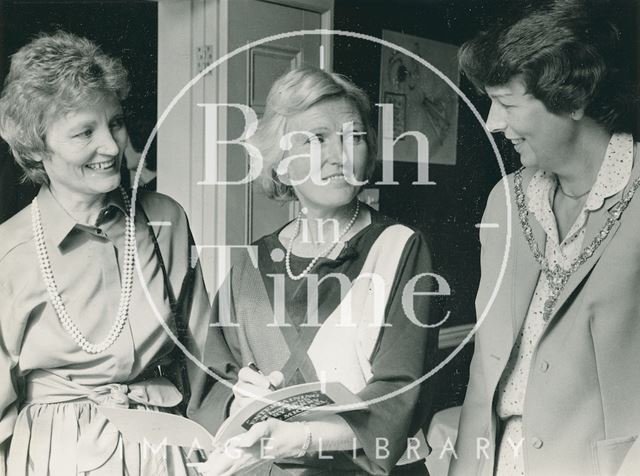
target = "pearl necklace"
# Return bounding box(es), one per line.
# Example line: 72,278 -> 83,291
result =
515,168 -> 640,321
285,201 -> 360,281
31,187 -> 136,354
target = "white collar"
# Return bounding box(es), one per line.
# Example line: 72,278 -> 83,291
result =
526,132 -> 634,243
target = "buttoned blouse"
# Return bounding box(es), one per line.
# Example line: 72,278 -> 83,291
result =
0,186 -> 210,474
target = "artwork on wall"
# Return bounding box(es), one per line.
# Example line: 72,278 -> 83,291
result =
379,29 -> 460,165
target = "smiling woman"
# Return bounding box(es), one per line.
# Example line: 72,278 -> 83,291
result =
189,67 -> 439,476
278,97 -> 369,213
451,2 -> 640,475
0,31 -> 210,475
42,94 -> 127,215
484,76 -> 590,174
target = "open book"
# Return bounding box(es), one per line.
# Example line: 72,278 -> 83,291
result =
99,381 -> 368,452
215,381 -> 367,443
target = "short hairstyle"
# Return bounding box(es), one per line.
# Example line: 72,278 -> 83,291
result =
0,31 -> 130,184
250,66 -> 377,201
459,0 -> 635,132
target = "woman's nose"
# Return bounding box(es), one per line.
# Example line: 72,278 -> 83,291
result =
97,128 -> 120,156
325,134 -> 344,164
485,101 -> 507,133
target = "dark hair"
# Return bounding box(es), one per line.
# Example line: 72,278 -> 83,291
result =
459,0 -> 635,132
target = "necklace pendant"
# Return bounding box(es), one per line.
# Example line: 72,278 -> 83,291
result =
546,263 -> 571,290
542,295 -> 558,322
549,272 -> 564,291
542,268 -> 567,322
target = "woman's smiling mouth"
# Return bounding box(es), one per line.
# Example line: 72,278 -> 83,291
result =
85,159 -> 116,171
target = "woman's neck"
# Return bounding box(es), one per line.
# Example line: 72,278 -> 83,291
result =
298,200 -> 359,245
555,124 -> 611,196
48,184 -> 108,226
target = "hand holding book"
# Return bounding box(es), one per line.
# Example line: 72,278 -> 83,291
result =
191,418 -> 310,476
99,379 -> 367,456
229,364 -> 284,417
100,359 -> 367,475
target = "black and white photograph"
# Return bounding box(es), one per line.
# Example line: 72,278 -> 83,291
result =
0,0 -> 638,475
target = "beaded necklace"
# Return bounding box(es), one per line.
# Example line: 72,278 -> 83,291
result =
31,187 -> 136,353
514,169 -> 640,321
285,200 -> 360,281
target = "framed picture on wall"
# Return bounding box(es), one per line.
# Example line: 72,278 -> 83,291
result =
382,92 -> 407,138
379,29 -> 460,165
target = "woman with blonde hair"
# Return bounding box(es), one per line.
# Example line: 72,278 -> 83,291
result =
189,66 -> 438,475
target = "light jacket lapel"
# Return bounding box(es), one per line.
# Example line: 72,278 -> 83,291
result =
512,215 -> 544,341
506,168 -> 545,348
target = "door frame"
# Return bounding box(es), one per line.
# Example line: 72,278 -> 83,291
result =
156,0 -> 334,295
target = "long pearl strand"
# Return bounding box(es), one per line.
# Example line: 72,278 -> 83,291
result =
31,187 -> 136,354
285,201 -> 360,281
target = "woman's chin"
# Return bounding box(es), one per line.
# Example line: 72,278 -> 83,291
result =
318,187 -> 357,208
89,175 -> 122,194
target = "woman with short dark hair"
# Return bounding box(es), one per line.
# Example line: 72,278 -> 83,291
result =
451,2 -> 640,475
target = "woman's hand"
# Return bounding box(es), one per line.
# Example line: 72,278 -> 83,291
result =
190,420 -> 307,475
230,419 -> 309,460
229,367 -> 284,416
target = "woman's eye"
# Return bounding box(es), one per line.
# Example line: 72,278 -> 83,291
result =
305,134 -> 324,145
490,99 -> 512,111
343,132 -> 365,144
75,129 -> 93,139
352,132 -> 365,143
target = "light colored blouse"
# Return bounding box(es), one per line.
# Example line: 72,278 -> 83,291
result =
495,133 -> 634,475
0,186 -> 210,475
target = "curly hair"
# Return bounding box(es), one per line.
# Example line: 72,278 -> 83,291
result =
459,0 -> 635,132
250,66 -> 377,201
0,31 -> 130,184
